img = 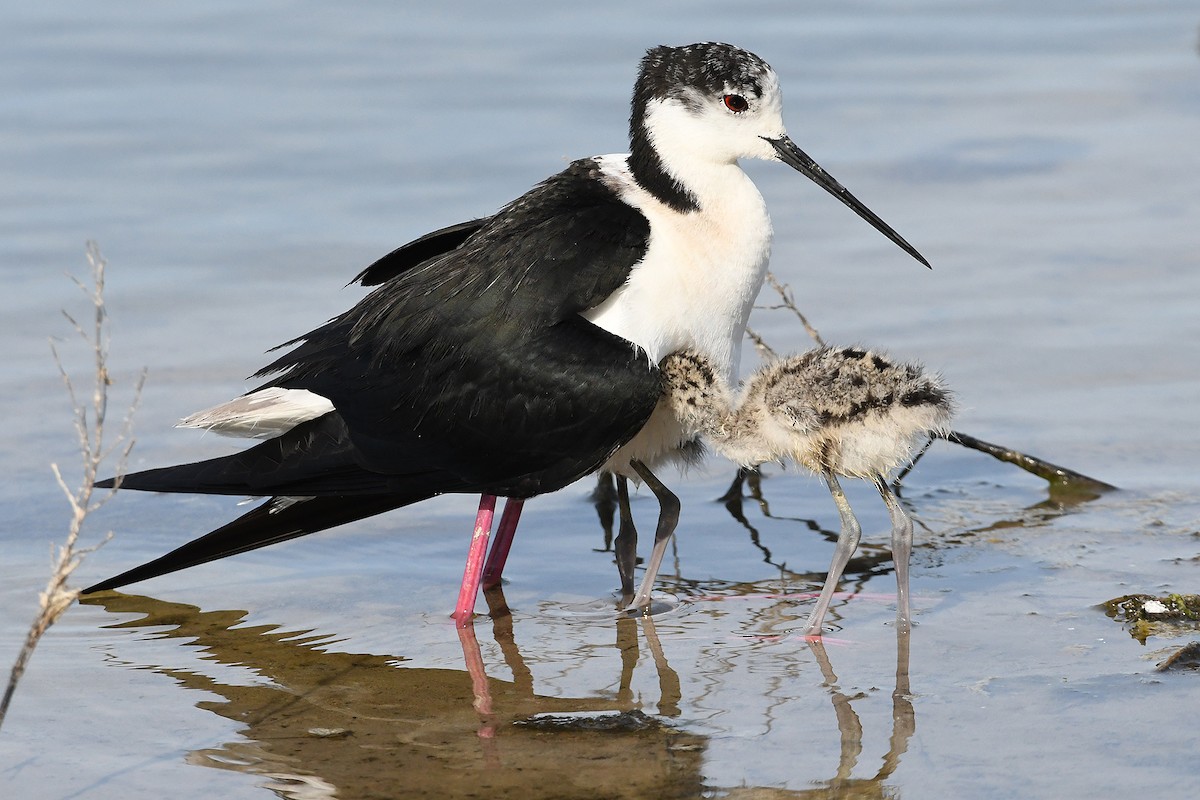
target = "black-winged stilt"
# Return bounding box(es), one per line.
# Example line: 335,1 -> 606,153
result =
652,346 -> 953,633
84,43 -> 929,623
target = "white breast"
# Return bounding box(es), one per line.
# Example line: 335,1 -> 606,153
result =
584,154 -> 773,473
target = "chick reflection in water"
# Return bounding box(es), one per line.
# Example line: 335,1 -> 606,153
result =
81,591 -> 701,800
659,346 -> 953,634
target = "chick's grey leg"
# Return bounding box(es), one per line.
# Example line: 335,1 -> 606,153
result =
802,474 -> 862,636
627,460 -> 680,612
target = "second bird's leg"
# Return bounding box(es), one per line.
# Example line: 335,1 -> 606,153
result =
802,474 -> 862,636
875,476 -> 914,632
481,498 -> 525,590
627,460 -> 681,611
614,475 -> 638,601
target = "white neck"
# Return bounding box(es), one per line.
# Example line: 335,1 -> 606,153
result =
585,150 -> 772,475
585,153 -> 771,381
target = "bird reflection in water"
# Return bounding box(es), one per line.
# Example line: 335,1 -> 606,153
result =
82,588 -> 919,798
729,626 -> 915,800
81,590 -> 702,799
810,628 -> 914,797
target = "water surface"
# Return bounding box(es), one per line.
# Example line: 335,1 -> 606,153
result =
3,2 -> 1199,798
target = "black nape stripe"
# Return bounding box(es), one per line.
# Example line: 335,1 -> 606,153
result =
628,120 -> 700,213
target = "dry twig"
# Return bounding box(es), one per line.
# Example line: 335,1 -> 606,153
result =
757,272 -> 826,347
0,243 -> 145,730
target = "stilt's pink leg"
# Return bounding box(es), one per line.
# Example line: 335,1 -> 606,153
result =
453,494 -> 496,626
481,498 -> 524,590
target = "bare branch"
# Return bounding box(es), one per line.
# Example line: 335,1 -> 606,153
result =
1,243 -> 144,730
743,326 -> 778,362
763,272 -> 825,347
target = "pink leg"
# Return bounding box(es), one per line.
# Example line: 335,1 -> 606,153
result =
453,494 -> 496,626
481,498 -> 525,590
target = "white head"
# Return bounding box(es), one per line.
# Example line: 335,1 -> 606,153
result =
635,43 -> 786,166
627,43 -> 930,267
629,43 -> 786,211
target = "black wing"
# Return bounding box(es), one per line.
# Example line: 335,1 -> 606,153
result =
86,158 -> 660,592
103,315 -> 661,500
350,217 -> 489,286
85,314 -> 660,594
112,156 -> 655,499
254,157 -> 658,495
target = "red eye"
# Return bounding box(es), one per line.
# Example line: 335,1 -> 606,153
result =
723,94 -> 749,113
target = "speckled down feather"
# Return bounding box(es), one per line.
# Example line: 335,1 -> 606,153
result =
660,345 -> 954,478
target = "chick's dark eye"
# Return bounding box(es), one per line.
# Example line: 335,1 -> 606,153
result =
723,94 -> 749,113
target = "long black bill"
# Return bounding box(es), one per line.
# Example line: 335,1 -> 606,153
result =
766,135 -> 930,269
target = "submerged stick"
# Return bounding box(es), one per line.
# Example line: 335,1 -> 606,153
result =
941,430 -> 1116,492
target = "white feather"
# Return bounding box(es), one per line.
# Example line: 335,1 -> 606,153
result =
178,387 -> 335,439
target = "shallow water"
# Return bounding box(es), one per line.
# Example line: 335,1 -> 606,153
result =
3,1 -> 1200,798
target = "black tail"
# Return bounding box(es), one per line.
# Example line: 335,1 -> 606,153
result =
82,492 -> 432,593
94,414 -> 410,497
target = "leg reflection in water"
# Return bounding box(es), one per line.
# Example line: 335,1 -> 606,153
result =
82,591 -> 704,799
